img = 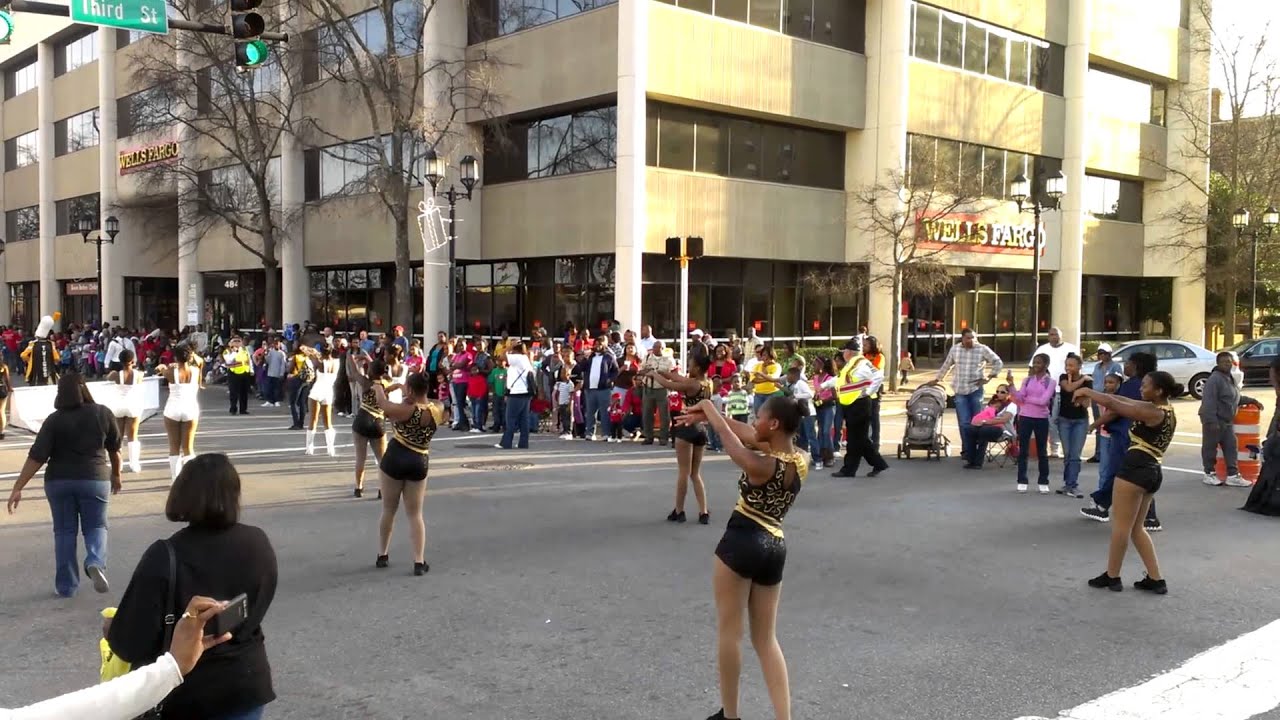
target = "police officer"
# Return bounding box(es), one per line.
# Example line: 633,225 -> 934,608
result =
222,335 -> 252,415
829,338 -> 889,478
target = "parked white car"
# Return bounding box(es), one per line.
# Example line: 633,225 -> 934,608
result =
1080,340 -> 1243,400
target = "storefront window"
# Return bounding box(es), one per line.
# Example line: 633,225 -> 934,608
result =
309,266 -> 392,332
126,277 -> 178,330
9,282 -> 38,330
61,282 -> 98,327
205,271 -> 267,335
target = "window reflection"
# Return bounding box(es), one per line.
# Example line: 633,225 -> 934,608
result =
1088,67 -> 1167,126
470,0 -> 618,41
911,1 -> 1061,95
489,106 -> 617,183
652,0 -> 862,52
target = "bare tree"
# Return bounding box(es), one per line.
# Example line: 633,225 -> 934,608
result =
298,0 -> 504,330
118,0 -> 300,326
1148,0 -> 1280,345
851,148 -> 995,390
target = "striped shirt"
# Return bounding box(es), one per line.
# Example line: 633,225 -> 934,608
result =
935,342 -> 1003,394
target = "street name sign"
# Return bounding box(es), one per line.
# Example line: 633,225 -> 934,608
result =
70,0 -> 168,35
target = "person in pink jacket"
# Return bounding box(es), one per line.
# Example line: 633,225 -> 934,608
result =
1010,353 -> 1055,493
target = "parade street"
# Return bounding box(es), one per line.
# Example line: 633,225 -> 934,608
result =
1,390 -> 1279,720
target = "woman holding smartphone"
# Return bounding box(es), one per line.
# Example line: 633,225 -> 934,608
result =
676,395 -> 805,720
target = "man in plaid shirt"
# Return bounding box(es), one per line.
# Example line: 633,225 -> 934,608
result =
929,328 -> 1004,466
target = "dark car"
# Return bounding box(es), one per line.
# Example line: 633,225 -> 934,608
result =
1226,337 -> 1280,386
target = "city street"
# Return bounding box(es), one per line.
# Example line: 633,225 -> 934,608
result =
1,389 -> 1278,720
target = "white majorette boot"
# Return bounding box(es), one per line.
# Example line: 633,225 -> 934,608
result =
176,454 -> 187,476
305,430 -> 316,455
127,441 -> 142,474
167,455 -> 181,482
325,428 -> 337,457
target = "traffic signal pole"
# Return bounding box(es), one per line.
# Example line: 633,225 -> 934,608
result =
7,0 -> 289,41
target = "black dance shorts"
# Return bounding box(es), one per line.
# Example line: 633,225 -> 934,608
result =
379,439 -> 429,482
715,512 -> 787,586
1117,450 -> 1163,494
671,414 -> 708,446
352,410 -> 385,440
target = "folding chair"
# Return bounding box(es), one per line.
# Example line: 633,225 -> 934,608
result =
985,430 -> 1019,468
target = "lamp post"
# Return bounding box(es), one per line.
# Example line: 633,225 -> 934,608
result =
1232,205 -> 1280,340
78,214 -> 120,326
424,150 -> 479,337
1010,169 -> 1066,352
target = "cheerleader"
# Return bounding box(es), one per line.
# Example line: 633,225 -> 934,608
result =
106,349 -> 145,473
155,344 -> 204,482
372,371 -> 444,575
305,346 -> 342,456
347,353 -> 391,499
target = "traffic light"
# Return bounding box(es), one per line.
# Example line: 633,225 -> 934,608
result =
230,0 -> 267,69
0,11 -> 14,45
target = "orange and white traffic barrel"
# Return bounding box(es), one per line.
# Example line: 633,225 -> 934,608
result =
1215,405 -> 1261,484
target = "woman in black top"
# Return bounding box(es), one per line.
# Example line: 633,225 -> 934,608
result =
1056,353 -> 1093,498
641,353 -> 714,524
373,372 -> 444,575
7,372 -> 121,597
108,453 -> 278,719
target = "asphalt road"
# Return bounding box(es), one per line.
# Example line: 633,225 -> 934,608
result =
1,389 -> 1278,720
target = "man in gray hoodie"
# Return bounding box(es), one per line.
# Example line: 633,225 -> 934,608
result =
1200,351 -> 1261,487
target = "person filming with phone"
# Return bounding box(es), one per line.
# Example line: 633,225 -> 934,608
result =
107,453 -> 278,720
928,328 -> 1004,468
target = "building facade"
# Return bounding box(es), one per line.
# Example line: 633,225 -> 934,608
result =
0,0 -> 1208,359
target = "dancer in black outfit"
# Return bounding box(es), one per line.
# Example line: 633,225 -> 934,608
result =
372,372 -> 444,576
641,354 -> 714,524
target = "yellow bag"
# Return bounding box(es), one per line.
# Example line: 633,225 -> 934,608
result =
99,607 -> 133,682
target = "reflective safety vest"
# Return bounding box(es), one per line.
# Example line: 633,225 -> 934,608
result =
836,356 -> 872,406
228,348 -> 251,374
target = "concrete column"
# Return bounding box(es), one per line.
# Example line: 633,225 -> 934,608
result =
175,36 -> 203,329
847,0 -> 911,344
0,72 -> 9,324
36,42 -> 57,320
613,0 -> 647,333
278,3 -> 307,329
421,0 -> 467,338
1052,0 -> 1091,345
98,29 -> 123,325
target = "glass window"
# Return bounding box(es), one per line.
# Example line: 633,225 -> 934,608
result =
934,138 -> 960,192
939,13 -> 963,68
527,115 -> 570,177
1088,67 -> 1164,125
1008,37 -> 1030,85
728,119 -> 762,179
986,31 -> 1007,80
1084,174 -> 1143,222
681,0 -> 714,12
488,105 -> 617,183
60,32 -> 98,75
959,143 -> 983,198
764,125 -> 796,183
54,193 -> 101,235
812,0 -> 863,52
963,21 -> 986,74
7,61 -> 38,98
56,109 -> 101,156
5,131 -> 39,168
5,206 -> 39,242
912,3 -> 940,62
1150,86 -> 1167,127
474,0 -> 618,40
391,0 -> 424,55
784,0 -> 813,39
749,0 -> 783,32
694,120 -> 722,174
716,0 -> 749,23
908,134 -> 937,187
982,147 -> 1005,199
657,111 -> 695,172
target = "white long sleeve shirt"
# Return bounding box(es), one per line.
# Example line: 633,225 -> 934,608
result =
789,378 -> 814,414
2,653 -> 183,720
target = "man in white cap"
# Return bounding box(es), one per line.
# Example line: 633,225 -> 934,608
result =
21,314 -> 61,386
1086,343 -> 1122,462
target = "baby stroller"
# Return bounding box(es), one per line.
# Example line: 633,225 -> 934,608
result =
896,385 -> 951,460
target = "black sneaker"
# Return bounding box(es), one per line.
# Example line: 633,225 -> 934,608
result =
1080,505 -> 1110,522
666,510 -> 686,523
1056,487 -> 1084,499
868,467 -> 887,478
698,512 -> 710,525
1086,455 -> 1099,464
1144,516 -> 1163,532
1088,571 -> 1122,591
1133,574 -> 1168,595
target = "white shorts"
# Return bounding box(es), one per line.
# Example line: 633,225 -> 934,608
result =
163,404 -> 199,423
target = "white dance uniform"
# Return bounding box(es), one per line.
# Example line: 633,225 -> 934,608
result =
113,368 -> 145,419
163,365 -> 201,423
308,358 -> 340,406
388,364 -> 409,405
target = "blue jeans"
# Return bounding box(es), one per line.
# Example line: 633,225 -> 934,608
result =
288,378 -> 311,427
584,388 -> 611,437
1095,433 -> 1113,492
215,706 -> 265,720
797,413 -> 816,454
45,480 -> 110,597
1056,417 -> 1089,490
451,382 -> 470,429
469,396 -> 488,431
965,424 -> 1007,468
1016,417 -> 1050,486
490,395 -> 505,430
954,388 -> 986,463
501,395 -> 531,449
814,403 -> 836,460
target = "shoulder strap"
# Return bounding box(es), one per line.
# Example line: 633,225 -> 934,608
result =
160,539 -> 178,652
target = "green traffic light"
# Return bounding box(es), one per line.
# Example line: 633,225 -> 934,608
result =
236,39 -> 269,68
0,11 -> 15,43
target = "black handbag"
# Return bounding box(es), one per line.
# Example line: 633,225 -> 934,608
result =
135,539 -> 178,720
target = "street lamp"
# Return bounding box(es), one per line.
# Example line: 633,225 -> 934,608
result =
79,214 -> 119,325
1010,169 -> 1066,351
424,150 -> 479,337
1232,205 -> 1279,339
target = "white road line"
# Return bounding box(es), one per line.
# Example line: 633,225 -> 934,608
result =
1014,619 -> 1280,720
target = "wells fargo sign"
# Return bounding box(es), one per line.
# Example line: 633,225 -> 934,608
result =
917,215 -> 1045,256
118,141 -> 179,174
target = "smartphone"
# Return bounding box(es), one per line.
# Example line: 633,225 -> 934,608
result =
205,593 -> 249,636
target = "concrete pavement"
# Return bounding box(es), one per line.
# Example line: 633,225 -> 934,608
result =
1,390 -> 1279,720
